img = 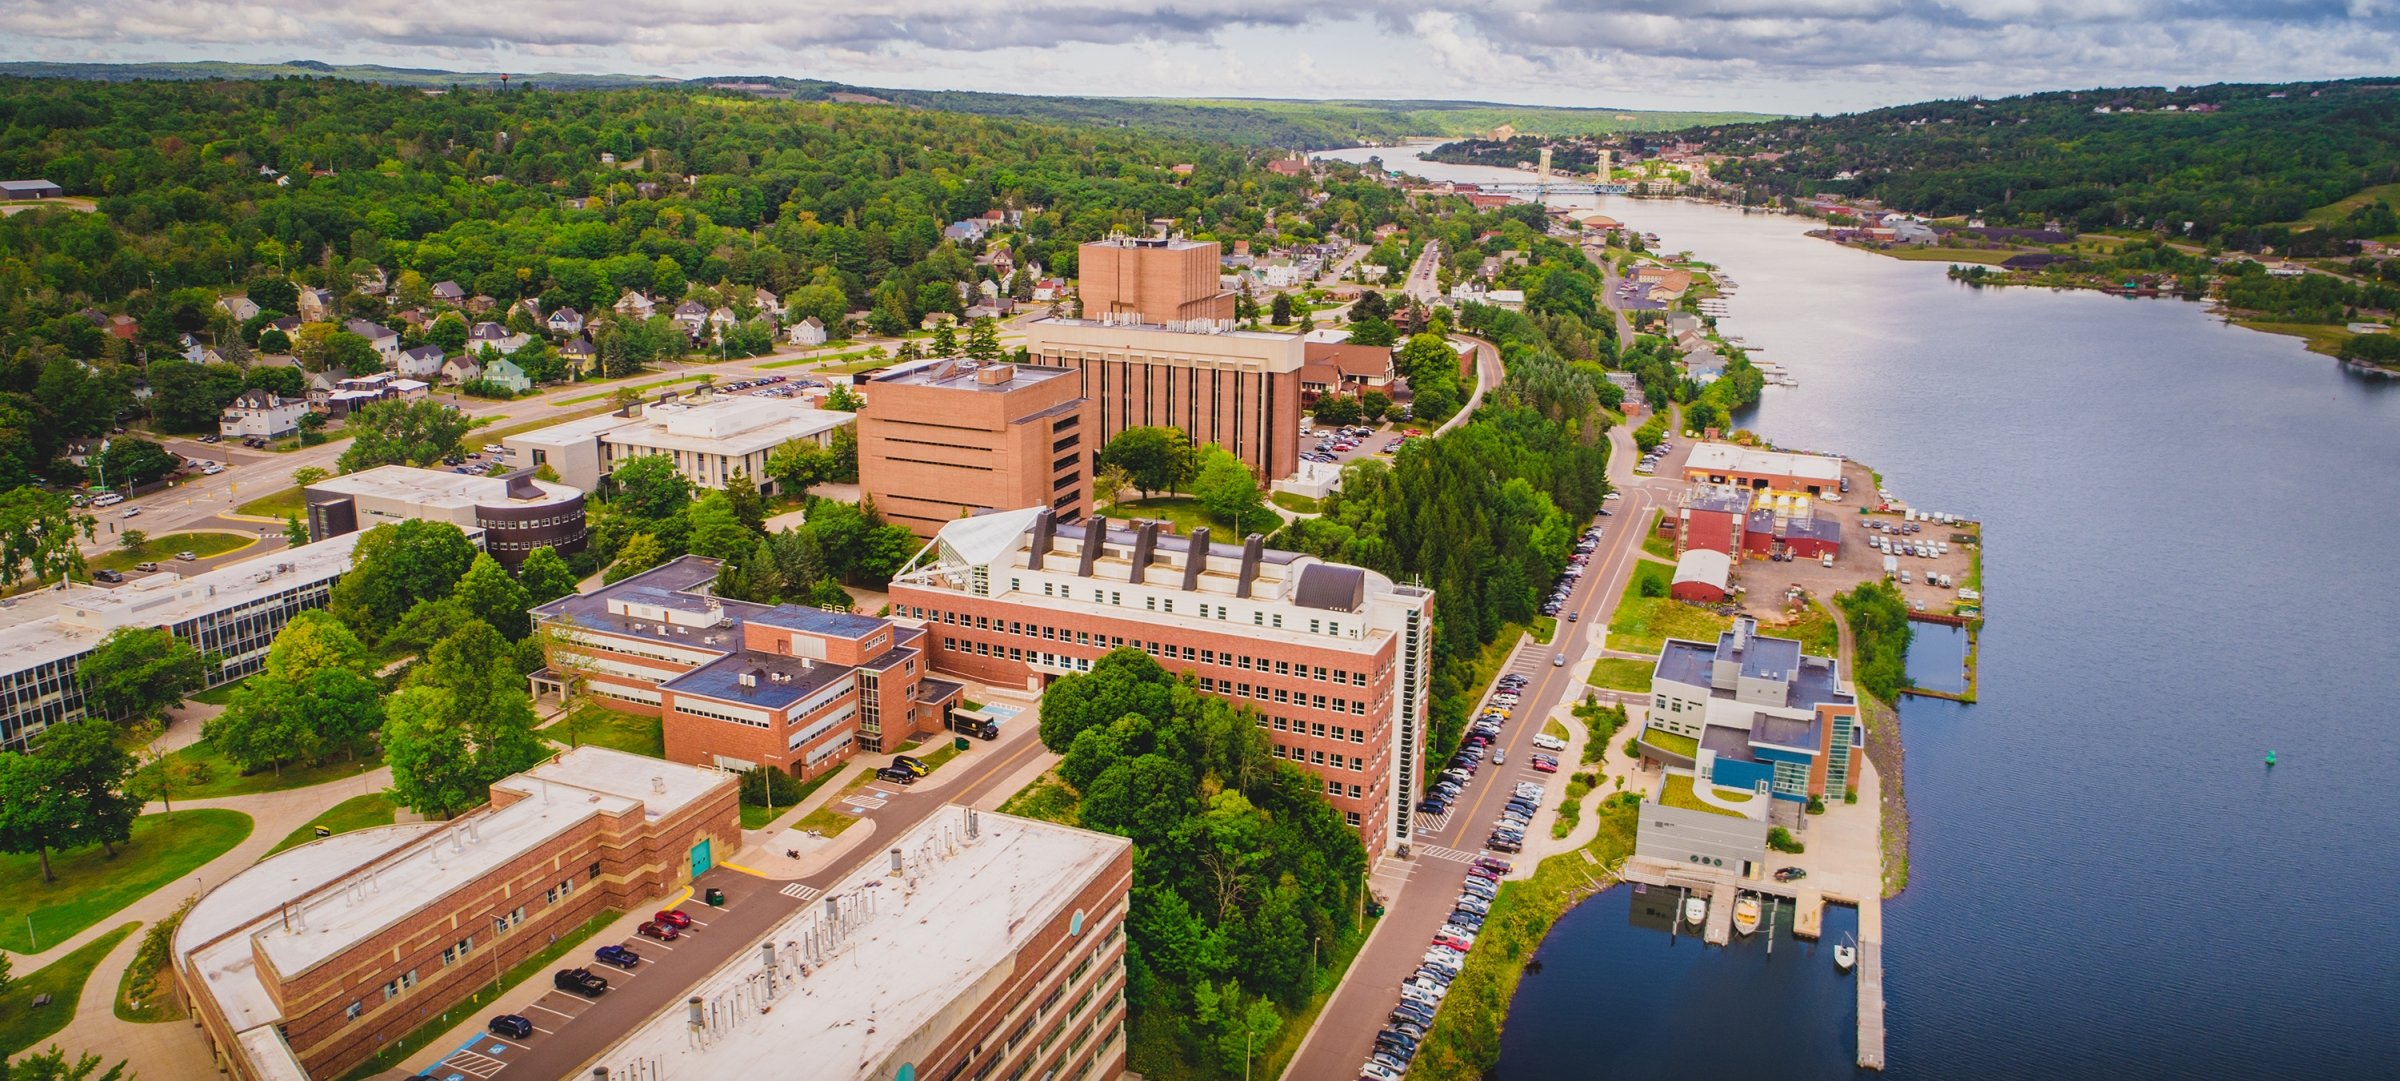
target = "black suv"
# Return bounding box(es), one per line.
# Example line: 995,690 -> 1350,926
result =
553,968 -> 609,997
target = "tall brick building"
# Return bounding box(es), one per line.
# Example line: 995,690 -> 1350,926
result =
888,507 -> 1435,860
857,359 -> 1095,537
1029,236 -> 1304,480
531,557 -> 964,776
175,748 -> 738,1081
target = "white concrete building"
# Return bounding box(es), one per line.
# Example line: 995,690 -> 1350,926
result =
220,389 -> 308,439
502,393 -> 853,494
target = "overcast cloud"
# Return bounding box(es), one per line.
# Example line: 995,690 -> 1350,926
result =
1,1 -> 2394,113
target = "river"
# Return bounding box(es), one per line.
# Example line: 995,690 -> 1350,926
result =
1317,146 -> 2400,1079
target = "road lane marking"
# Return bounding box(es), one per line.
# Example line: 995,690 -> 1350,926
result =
779,882 -> 823,901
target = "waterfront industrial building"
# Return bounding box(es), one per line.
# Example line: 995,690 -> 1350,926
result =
1681,441 -> 1845,496
1676,484 -> 1844,562
857,358 -> 1094,537
502,392 -> 853,494
304,464 -> 587,568
530,557 -> 963,776
174,747 -> 739,1081
886,506 -> 1434,860
586,807 -> 1132,1081
0,530 -> 377,751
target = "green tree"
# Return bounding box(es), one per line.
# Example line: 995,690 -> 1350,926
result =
722,470 -> 766,531
141,361 -> 247,431
610,454 -> 691,520
454,552 -> 533,640
36,719 -> 139,858
118,529 -> 147,553
386,622 -> 546,817
930,320 -> 959,358
1098,426 -> 1196,499
330,331 -> 383,376
328,519 -> 478,636
1348,314 -> 1398,347
2,1047 -> 130,1081
1311,394 -> 1361,427
652,255 -> 686,301
380,687 -> 483,818
964,317 -> 1002,363
291,465 -> 331,488
76,626 -> 205,723
604,532 -> 667,583
822,384 -> 865,411
1271,292 -> 1294,325
829,424 -> 860,482
427,311 -> 469,353
685,492 -> 756,561
0,753 -> 74,882
1359,388 -> 1392,423
767,440 -> 835,496
1192,446 -> 1265,530
89,437 -> 178,489
516,547 -> 579,607
284,514 -> 309,547
336,398 -> 475,472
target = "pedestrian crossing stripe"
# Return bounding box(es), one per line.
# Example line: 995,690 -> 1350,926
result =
1414,809 -> 1452,834
779,882 -> 821,901
1416,845 -> 1478,865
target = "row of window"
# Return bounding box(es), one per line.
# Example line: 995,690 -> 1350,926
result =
1264,717 -> 1368,742
341,863 -> 603,1027
1198,676 -> 1369,715
1273,744 -> 1371,774
910,605 -> 1378,685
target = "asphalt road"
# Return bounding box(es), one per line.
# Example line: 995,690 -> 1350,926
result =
403,729 -> 1056,1081
1280,423 -> 1666,1081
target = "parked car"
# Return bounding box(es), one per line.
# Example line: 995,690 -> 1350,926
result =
92,569 -> 123,583
488,1014 -> 534,1040
553,968 -> 609,997
134,561 -> 159,572
652,909 -> 694,929
892,755 -> 931,777
876,765 -> 920,785
636,920 -> 680,941
1774,866 -> 1809,882
120,506 -> 141,518
594,944 -> 641,969
176,550 -> 198,561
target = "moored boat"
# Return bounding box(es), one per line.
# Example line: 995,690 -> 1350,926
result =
1835,932 -> 1858,972
1682,896 -> 1707,926
1733,896 -> 1762,936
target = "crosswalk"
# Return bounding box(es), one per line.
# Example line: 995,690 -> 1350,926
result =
1415,844 -> 1480,865
1414,808 -> 1453,834
778,882 -> 822,902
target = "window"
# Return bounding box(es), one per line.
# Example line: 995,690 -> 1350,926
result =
441,936 -> 475,965
345,1001 -> 364,1021
1310,722 -> 1325,737
1275,660 -> 1291,676
588,862 -> 602,881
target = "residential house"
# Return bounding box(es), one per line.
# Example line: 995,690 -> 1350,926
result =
560,336 -> 596,370
708,306 -> 739,335
392,308 -> 431,331
440,354 -> 482,386
672,300 -> 708,338
108,315 -> 138,340
615,291 -> 655,319
547,307 -> 585,337
267,316 -> 302,339
786,317 -> 827,347
466,295 -> 499,315
429,280 -> 466,304
511,298 -> 543,325
480,358 -> 533,394
1485,289 -> 1527,311
961,303 -> 1005,322
397,345 -> 446,380
219,389 -> 307,440
1032,279 -> 1067,302
355,267 -> 388,296
0,179 -> 66,200
344,318 -> 402,364
468,323 -> 534,355
297,288 -> 337,322
216,295 -> 260,322
303,370 -> 341,408
752,288 -> 783,320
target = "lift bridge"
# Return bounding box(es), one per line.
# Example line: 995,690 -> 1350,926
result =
1477,180 -> 1632,196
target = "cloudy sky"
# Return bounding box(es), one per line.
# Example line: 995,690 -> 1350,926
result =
3,2 -> 2396,113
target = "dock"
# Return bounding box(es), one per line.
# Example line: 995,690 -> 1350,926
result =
1857,894 -> 1887,1070
1702,879 -> 1736,945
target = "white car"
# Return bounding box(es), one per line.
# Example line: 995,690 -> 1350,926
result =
1514,782 -> 1547,799
1361,1064 -> 1404,1081
1530,734 -> 1567,752
1603,491 -> 1622,502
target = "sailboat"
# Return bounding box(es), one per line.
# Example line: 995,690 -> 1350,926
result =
1682,895 -> 1707,926
1834,932 -> 1858,973
1733,895 -> 1762,936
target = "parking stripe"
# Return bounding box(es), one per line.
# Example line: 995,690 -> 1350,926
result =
526,1002 -> 579,1020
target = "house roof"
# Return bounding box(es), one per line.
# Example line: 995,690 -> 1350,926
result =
1299,362 -> 1340,388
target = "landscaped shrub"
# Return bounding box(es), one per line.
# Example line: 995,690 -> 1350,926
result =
1767,826 -> 1805,854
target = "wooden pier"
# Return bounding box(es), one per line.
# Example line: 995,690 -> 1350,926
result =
1857,894 -> 1887,1070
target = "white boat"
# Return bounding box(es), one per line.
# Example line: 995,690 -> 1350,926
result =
1682,896 -> 1707,926
1733,896 -> 1761,936
1835,933 -> 1858,972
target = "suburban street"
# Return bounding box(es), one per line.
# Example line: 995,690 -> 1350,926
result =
1281,416 -> 1670,1081
1401,240 -> 1443,303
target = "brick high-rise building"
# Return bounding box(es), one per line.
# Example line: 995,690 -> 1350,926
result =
857,359 -> 1095,537
888,507 -> 1435,860
1076,235 -> 1235,326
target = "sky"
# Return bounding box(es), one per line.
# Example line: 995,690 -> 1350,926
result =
2,2 -> 2396,114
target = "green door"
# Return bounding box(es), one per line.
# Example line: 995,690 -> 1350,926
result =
689,838 -> 713,879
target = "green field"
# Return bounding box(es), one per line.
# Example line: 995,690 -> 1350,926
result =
264,793 -> 399,857
1098,495 -> 1281,537
1872,245 -> 2024,265
557,373 -> 708,405
2298,181 -> 2400,238
1268,491 -> 1322,514
232,486 -> 308,519
90,531 -> 254,572
1586,657 -> 1655,693
0,810 -> 251,954
998,771 -> 1082,826
165,738 -> 385,800
2233,319 -> 2355,358
546,703 -> 666,759
1605,560 -> 1733,656
0,923 -> 139,1055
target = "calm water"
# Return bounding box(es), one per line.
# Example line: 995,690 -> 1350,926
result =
1321,148 -> 2400,1079
1903,625 -> 1969,696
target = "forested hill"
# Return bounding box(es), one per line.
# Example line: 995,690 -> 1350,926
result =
0,61 -> 1769,148
1692,78 -> 2400,247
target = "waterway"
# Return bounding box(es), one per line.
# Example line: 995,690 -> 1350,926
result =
1318,146 -> 2400,1079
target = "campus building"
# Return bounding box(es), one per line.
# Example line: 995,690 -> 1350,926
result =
304,465 -> 587,569
1681,441 -> 1845,497
587,806 -> 1132,1081
502,392 -> 853,494
530,557 -> 963,777
175,747 -> 739,1081
1026,236 -> 1302,480
857,358 -> 1094,537
0,530 -> 380,751
1635,616 -> 1860,805
886,507 -> 1435,860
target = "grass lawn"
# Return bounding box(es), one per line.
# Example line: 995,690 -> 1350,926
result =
0,810 -> 250,954
90,531 -> 254,573
918,740 -> 965,773
1530,614 -> 1557,644
1639,726 -> 1699,759
1268,491 -> 1322,514
1586,657 -> 1654,693
1876,245 -> 2023,265
264,793 -> 398,857
1098,496 -> 1281,537
1768,598 -> 1841,658
739,765 -> 846,830
791,770 -> 879,838
754,348 -> 871,371
233,486 -> 308,519
336,910 -> 624,1081
1659,772 -> 1755,818
164,740 -> 384,800
1541,718 -> 1569,741
545,703 -> 665,758
189,676 -> 248,706
1640,532 -> 1676,561
0,923 -> 139,1055
1407,797 -> 1637,1077
556,373 -> 709,406
998,771 -> 1081,826
2232,319 -> 2354,358
1605,561 -> 1732,656
2299,181 -> 2400,235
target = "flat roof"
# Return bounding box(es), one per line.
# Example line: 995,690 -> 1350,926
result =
748,604 -> 890,640
504,409 -> 632,447
1031,315 -> 1299,342
0,530 -> 371,675
309,464 -> 583,508
593,809 -> 1128,1081
1684,442 -> 1842,484
1655,639 -> 1716,689
663,650 -> 854,710
602,398 -> 853,455
870,358 -> 1077,392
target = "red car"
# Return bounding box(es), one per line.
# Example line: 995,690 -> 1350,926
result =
1432,935 -> 1474,953
652,909 -> 694,929
636,920 -> 679,942
1529,759 -> 1559,773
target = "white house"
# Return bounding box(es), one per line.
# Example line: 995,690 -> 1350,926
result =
216,295 -> 260,322
344,318 -> 401,364
615,290 -> 655,319
547,307 -> 584,336
219,389 -> 307,439
440,355 -> 482,386
672,301 -> 708,337
787,316 -> 828,346
397,345 -> 445,380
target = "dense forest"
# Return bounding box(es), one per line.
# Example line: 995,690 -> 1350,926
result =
1693,79 -> 2400,246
